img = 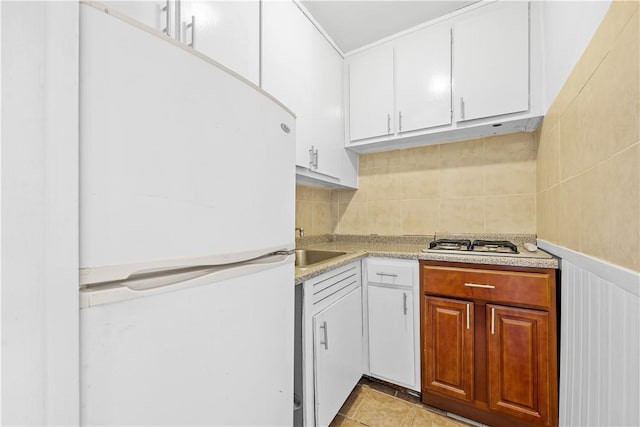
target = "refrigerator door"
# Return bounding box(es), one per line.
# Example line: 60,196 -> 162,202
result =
79,4 -> 295,285
80,254 -> 294,426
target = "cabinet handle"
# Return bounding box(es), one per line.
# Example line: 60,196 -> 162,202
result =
464,282 -> 495,289
313,148 -> 319,170
460,97 -> 465,120
161,0 -> 170,36
309,145 -> 315,169
491,307 -> 495,335
376,272 -> 398,278
466,304 -> 470,330
387,113 -> 391,134
399,111 -> 403,132
403,292 -> 407,315
320,321 -> 328,350
184,15 -> 195,48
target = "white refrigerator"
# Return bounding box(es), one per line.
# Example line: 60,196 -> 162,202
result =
79,4 -> 295,426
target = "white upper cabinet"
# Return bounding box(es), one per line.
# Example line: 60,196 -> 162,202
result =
345,1 -> 540,153
262,0 -> 313,169
453,1 -> 529,122
310,26 -> 346,181
179,1 -> 260,85
396,23 -> 452,133
100,1 -> 259,84
348,47 -> 395,142
263,1 -> 357,188
348,23 -> 452,143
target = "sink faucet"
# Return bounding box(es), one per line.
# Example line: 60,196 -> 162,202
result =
295,227 -> 304,238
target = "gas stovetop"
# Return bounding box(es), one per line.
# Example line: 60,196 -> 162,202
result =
423,239 -> 521,256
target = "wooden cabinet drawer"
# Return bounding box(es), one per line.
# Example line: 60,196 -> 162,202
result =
422,265 -> 551,309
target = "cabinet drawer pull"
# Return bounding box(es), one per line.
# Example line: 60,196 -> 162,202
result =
376,272 -> 398,278
320,321 -> 328,350
399,111 -> 403,132
464,282 -> 495,289
403,292 -> 407,315
387,113 -> 391,134
460,97 -> 465,120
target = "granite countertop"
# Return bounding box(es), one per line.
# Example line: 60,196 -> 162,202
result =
294,234 -> 559,283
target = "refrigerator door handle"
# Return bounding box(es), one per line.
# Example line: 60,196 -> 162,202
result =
80,253 -> 293,308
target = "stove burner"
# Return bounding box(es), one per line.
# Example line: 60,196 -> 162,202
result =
425,239 -> 519,255
429,239 -> 472,251
471,240 -> 518,254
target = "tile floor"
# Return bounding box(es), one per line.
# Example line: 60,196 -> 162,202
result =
330,378 -> 473,427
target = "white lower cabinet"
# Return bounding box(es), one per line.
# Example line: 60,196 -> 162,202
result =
314,287 -> 363,427
368,285 -> 415,386
364,258 -> 420,392
298,257 -> 420,426
301,261 -> 363,426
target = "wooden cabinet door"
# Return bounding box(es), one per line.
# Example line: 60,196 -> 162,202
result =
368,285 -> 415,388
487,305 -> 550,425
348,46 -> 394,141
396,23 -> 451,133
424,296 -> 474,401
314,287 -> 363,427
453,1 -> 529,121
180,1 -> 260,85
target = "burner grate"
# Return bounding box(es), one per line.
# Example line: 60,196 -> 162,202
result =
429,239 -> 472,251
470,240 -> 518,254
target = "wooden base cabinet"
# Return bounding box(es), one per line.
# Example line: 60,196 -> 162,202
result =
420,262 -> 558,427
424,297 -> 474,402
487,305 -> 551,424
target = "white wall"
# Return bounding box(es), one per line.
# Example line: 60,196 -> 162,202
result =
541,0 -> 611,111
1,2 -> 79,425
538,241 -> 640,427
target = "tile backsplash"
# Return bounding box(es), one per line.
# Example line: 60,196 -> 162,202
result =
296,131 -> 538,237
537,1 -> 639,272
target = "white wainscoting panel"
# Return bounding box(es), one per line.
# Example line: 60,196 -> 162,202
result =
538,240 -> 639,427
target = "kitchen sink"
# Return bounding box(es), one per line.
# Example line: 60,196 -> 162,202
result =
294,249 -> 347,268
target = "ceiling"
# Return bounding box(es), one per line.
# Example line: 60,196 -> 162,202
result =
300,1 -> 479,54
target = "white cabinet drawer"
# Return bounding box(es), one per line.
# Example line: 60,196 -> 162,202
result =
366,258 -> 414,286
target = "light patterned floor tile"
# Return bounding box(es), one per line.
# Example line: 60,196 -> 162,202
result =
351,389 -> 418,427
338,385 -> 369,418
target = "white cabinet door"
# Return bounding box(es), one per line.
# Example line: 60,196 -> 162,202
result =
368,285 -> 415,387
396,23 -> 451,133
349,46 -> 394,141
100,1 -> 170,34
179,0 -> 260,84
311,26 -> 344,180
314,287 -> 363,427
262,0 -> 314,169
453,1 -> 529,121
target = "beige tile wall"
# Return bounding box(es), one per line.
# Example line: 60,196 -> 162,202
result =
296,131 -> 538,237
295,185 -> 333,236
537,1 -> 640,272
